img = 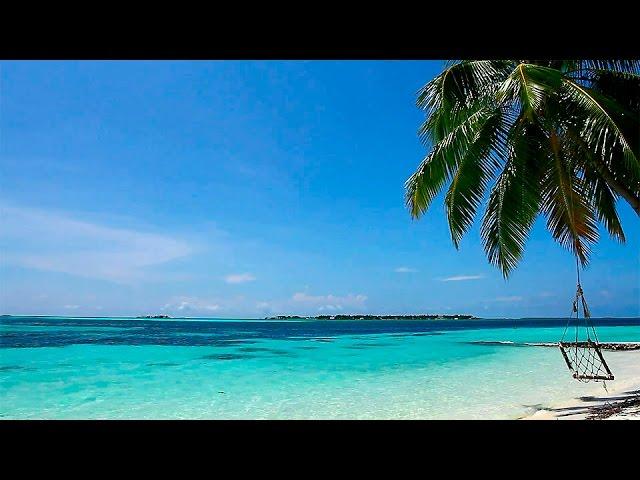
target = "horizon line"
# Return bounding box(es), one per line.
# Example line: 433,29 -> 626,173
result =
2,314 -> 639,321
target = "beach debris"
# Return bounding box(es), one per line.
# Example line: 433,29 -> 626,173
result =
587,395 -> 640,420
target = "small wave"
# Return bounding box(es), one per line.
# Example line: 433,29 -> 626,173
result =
468,341 -> 519,346
465,340 -> 546,348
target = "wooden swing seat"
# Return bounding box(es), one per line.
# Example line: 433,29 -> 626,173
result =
559,340 -> 614,382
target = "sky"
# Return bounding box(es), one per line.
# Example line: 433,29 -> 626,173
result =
0,60 -> 638,318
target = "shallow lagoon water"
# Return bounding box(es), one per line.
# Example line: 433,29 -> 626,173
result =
1,316 -> 639,419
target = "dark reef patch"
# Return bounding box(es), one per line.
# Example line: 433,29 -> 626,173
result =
238,347 -> 274,353
237,347 -> 297,357
344,342 -> 395,349
200,353 -> 254,361
266,349 -> 297,357
0,365 -> 26,372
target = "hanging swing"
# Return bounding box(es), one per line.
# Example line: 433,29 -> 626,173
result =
558,261 -> 614,383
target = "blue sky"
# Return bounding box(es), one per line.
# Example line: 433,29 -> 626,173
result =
1,60 -> 638,318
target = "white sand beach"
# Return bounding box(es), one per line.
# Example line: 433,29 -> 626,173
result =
524,350 -> 640,420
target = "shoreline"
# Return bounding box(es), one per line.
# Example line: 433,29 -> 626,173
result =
522,350 -> 640,420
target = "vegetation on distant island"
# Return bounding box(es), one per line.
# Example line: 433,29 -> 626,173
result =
136,315 -> 172,319
266,314 -> 477,320
406,60 -> 640,277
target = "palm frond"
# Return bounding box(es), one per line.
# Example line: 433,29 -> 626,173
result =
407,105 -> 498,218
561,78 -> 640,179
444,109 -> 506,247
480,120 -> 544,277
541,134 -> 599,265
584,167 -> 625,242
497,63 -> 562,118
589,70 -> 640,112
417,60 -> 511,113
418,97 -> 490,147
564,127 -> 626,242
408,59 -> 639,278
573,60 -> 640,76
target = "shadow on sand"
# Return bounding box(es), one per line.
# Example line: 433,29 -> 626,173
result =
528,388 -> 640,419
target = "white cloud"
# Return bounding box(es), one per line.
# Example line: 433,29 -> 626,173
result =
395,267 -> 417,273
318,305 -> 338,312
291,292 -> 367,312
494,296 -> 523,302
0,205 -> 193,283
441,275 -> 484,282
64,304 -> 80,309
135,291 -> 369,318
163,296 -> 221,314
224,273 -> 256,284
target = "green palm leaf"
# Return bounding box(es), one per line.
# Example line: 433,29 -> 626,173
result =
497,63 -> 562,118
406,104 -> 498,218
445,109 -> 505,247
561,78 -> 639,178
480,120 -> 544,276
407,59 -> 640,277
541,134 -> 599,265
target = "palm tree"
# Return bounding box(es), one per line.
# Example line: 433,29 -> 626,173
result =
406,60 -> 640,277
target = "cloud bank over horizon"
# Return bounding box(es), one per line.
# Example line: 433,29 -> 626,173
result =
0,204 -> 193,284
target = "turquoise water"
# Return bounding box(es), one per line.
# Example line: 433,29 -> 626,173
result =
1,316 -> 639,419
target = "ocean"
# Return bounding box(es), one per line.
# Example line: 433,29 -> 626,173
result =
1,316 -> 639,419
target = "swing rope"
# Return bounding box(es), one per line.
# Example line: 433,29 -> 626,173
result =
558,258 -> 613,383
557,157 -> 612,383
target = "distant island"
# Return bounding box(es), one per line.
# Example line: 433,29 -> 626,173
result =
265,314 -> 477,320
136,314 -> 172,319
